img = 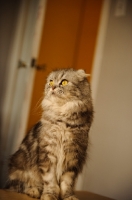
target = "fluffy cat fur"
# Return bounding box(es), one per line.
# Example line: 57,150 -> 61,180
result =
5,68 -> 94,200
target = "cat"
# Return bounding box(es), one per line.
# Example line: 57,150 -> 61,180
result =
5,68 -> 94,200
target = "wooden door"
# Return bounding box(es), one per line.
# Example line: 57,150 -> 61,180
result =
26,0 -> 103,132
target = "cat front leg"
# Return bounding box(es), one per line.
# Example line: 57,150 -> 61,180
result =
60,171 -> 79,200
40,169 -> 60,200
39,158 -> 60,200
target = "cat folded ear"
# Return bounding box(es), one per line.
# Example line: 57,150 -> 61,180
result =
77,69 -> 90,80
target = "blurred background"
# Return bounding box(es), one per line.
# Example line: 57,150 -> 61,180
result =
0,0 -> 132,199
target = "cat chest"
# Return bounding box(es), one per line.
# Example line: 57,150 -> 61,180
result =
56,139 -> 77,182
46,128 -> 76,182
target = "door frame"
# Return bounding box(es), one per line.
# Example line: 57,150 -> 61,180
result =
0,0 -> 47,187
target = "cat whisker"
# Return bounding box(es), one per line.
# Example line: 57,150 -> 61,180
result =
6,68 -> 93,200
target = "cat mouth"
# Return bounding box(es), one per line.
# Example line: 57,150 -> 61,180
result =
49,88 -> 55,95
51,90 -> 55,94
51,91 -> 56,95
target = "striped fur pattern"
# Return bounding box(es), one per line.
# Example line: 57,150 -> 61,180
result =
5,69 -> 94,200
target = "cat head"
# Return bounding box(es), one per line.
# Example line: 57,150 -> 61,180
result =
44,68 -> 91,104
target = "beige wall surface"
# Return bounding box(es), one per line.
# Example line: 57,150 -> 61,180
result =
82,0 -> 132,200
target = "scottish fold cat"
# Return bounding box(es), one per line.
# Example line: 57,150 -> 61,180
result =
5,68 -> 94,200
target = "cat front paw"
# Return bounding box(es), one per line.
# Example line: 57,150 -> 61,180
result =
41,193 -> 58,200
24,187 -> 41,198
63,195 -> 79,200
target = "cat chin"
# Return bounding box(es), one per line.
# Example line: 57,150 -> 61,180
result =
46,91 -> 62,99
41,96 -> 61,110
42,97 -> 87,115
62,100 -> 87,112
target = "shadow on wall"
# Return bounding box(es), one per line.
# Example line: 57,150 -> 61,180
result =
81,1 -> 132,200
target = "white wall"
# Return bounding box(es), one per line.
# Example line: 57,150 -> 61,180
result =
82,0 -> 132,200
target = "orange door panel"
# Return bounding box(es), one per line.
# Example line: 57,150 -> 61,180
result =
26,0 -> 103,132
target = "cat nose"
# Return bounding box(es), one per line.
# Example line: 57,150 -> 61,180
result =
52,85 -> 56,90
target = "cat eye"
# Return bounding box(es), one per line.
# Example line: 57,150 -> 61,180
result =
49,80 -> 54,86
61,79 -> 68,86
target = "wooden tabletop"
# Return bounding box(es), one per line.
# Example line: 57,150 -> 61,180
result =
0,189 -> 114,200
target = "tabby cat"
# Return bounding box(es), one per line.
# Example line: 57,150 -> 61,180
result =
5,68 -> 94,200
